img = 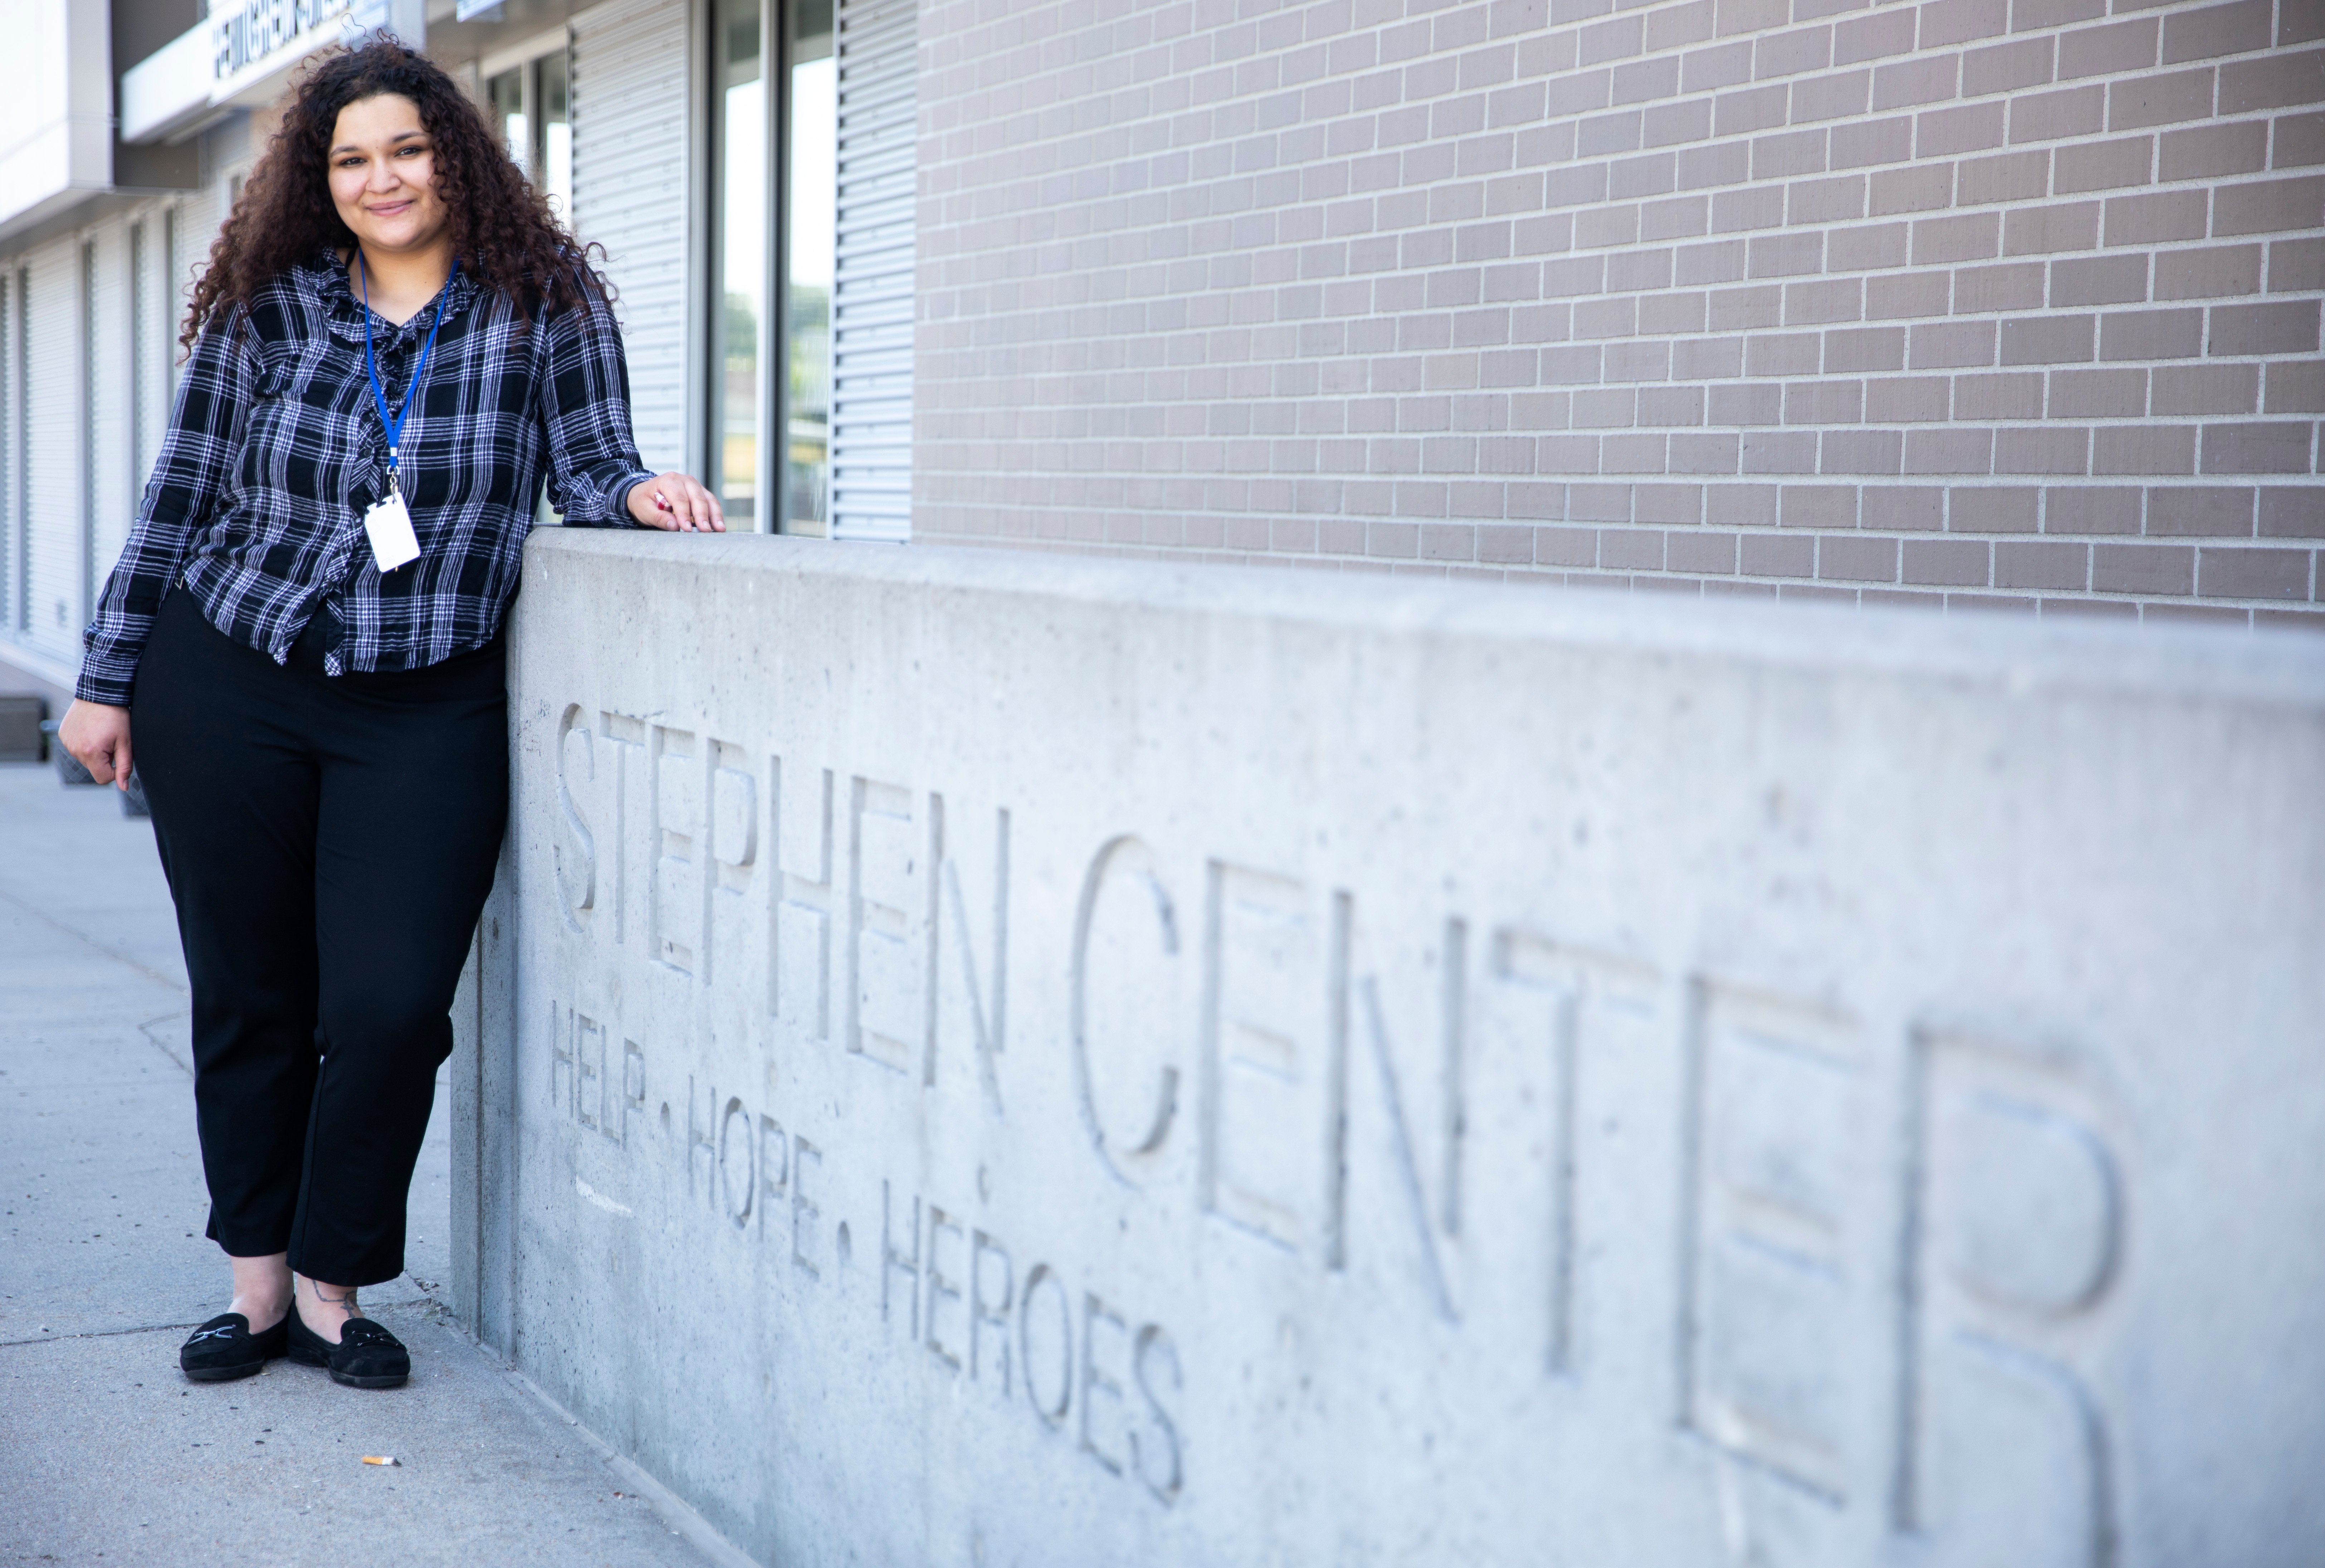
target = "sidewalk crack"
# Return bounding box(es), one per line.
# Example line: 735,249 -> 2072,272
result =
0,882 -> 187,995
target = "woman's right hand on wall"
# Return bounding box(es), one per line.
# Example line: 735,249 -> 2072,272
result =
60,700 -> 134,789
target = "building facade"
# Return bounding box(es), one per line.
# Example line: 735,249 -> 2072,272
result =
0,0 -> 2318,712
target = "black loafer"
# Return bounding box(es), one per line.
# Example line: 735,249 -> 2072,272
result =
180,1310 -> 290,1382
287,1310 -> 410,1389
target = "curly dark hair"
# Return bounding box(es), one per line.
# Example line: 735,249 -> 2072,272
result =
181,36 -> 610,349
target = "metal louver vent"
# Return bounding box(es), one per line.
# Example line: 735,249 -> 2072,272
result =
828,0 -> 915,543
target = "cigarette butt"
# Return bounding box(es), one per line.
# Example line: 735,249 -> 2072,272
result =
361,1455 -> 399,1467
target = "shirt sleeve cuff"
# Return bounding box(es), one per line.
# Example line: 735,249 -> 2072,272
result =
73,666 -> 135,707
606,473 -> 656,528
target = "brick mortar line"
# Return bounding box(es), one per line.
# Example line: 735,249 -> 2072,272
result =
918,25 -> 2317,169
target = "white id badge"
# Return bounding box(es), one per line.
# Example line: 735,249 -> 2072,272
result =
363,489 -> 421,572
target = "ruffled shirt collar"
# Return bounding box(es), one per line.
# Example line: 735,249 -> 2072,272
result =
303,247 -> 478,347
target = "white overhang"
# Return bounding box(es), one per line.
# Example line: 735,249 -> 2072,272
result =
0,0 -> 112,240
120,0 -> 356,147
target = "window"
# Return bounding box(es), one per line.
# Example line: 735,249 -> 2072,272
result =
710,0 -> 908,538
486,44 -> 575,218
80,240 -> 96,631
0,272 -> 10,633
785,0 -> 835,535
711,0 -> 768,530
131,221 -> 147,502
10,267 -> 23,633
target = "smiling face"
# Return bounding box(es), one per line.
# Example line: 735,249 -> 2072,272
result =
326,93 -> 449,257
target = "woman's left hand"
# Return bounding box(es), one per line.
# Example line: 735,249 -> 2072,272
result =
626,472 -> 727,532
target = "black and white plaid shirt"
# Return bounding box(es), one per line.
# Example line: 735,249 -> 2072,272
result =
77,250 -> 651,706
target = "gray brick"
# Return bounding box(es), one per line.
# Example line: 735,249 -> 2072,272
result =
2055,136 -> 2153,193
1822,429 -> 1904,474
1955,371 -> 2045,418
1867,376 -> 1952,422
2148,486 -> 2259,534
2060,19 -> 2158,82
2201,423 -> 2316,474
1740,530 -> 1816,575
1957,149 -> 2050,204
2004,202 -> 2101,255
2143,604 -> 2253,627
2050,369 -> 2146,417
1781,484 -> 1859,528
2280,111 -> 2325,169
2154,244 -> 2263,300
1706,484 -> 1780,526
1869,163 -> 1956,215
1528,526 -> 1601,573
1829,222 -> 1909,271
2042,597 -> 2142,620
1818,533 -> 1900,582
1955,261 -> 2047,314
1635,484 -> 1707,524
2158,122 -> 2265,182
2266,361 -> 2325,413
2272,237 -> 2325,290
1921,0 -> 2008,50
2209,299 -> 2322,356
2050,255 -> 2148,307
1907,212 -> 1996,265
2154,363 -> 2261,415
1997,540 -> 2091,589
2199,545 -> 2312,598
2010,85 -> 2106,144
2047,487 -> 2145,534
1882,487 -> 1949,531
1964,37 -> 2055,98
2217,46 -> 2325,114
1872,54 -> 1960,112
1666,528 -> 1739,574
1917,102 -> 2007,158
2101,190 -> 2208,246
1823,325 -> 1906,372
1581,526 -> 1651,568
2001,315 -> 2097,365
1903,537 -> 1992,585
2213,175 -> 2325,237
1908,428 -> 2001,473
2101,308 -> 2204,361
1953,487 -> 2042,531
1995,427 -> 2093,474
2161,0 -> 2273,64
2094,426 -> 2198,474
2107,70 -> 2216,133
2092,542 -> 2197,593
2259,488 -> 2325,537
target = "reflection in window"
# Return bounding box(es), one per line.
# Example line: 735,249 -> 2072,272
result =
539,50 -> 572,217
714,0 -> 765,530
488,66 -> 526,170
487,53 -> 573,218
787,0 -> 834,534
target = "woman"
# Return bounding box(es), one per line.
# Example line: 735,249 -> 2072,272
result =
58,39 -> 721,1391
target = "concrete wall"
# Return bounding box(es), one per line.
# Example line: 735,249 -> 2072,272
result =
913,0 -> 2325,627
461,527 -> 2325,1566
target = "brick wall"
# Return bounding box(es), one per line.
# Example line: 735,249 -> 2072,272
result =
914,0 -> 2325,627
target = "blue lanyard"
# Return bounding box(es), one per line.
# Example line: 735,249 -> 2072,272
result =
358,255 -> 457,490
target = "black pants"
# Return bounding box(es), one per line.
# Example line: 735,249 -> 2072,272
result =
133,591 -> 507,1287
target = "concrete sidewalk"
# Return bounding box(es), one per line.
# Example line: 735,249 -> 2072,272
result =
0,762 -> 721,1567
